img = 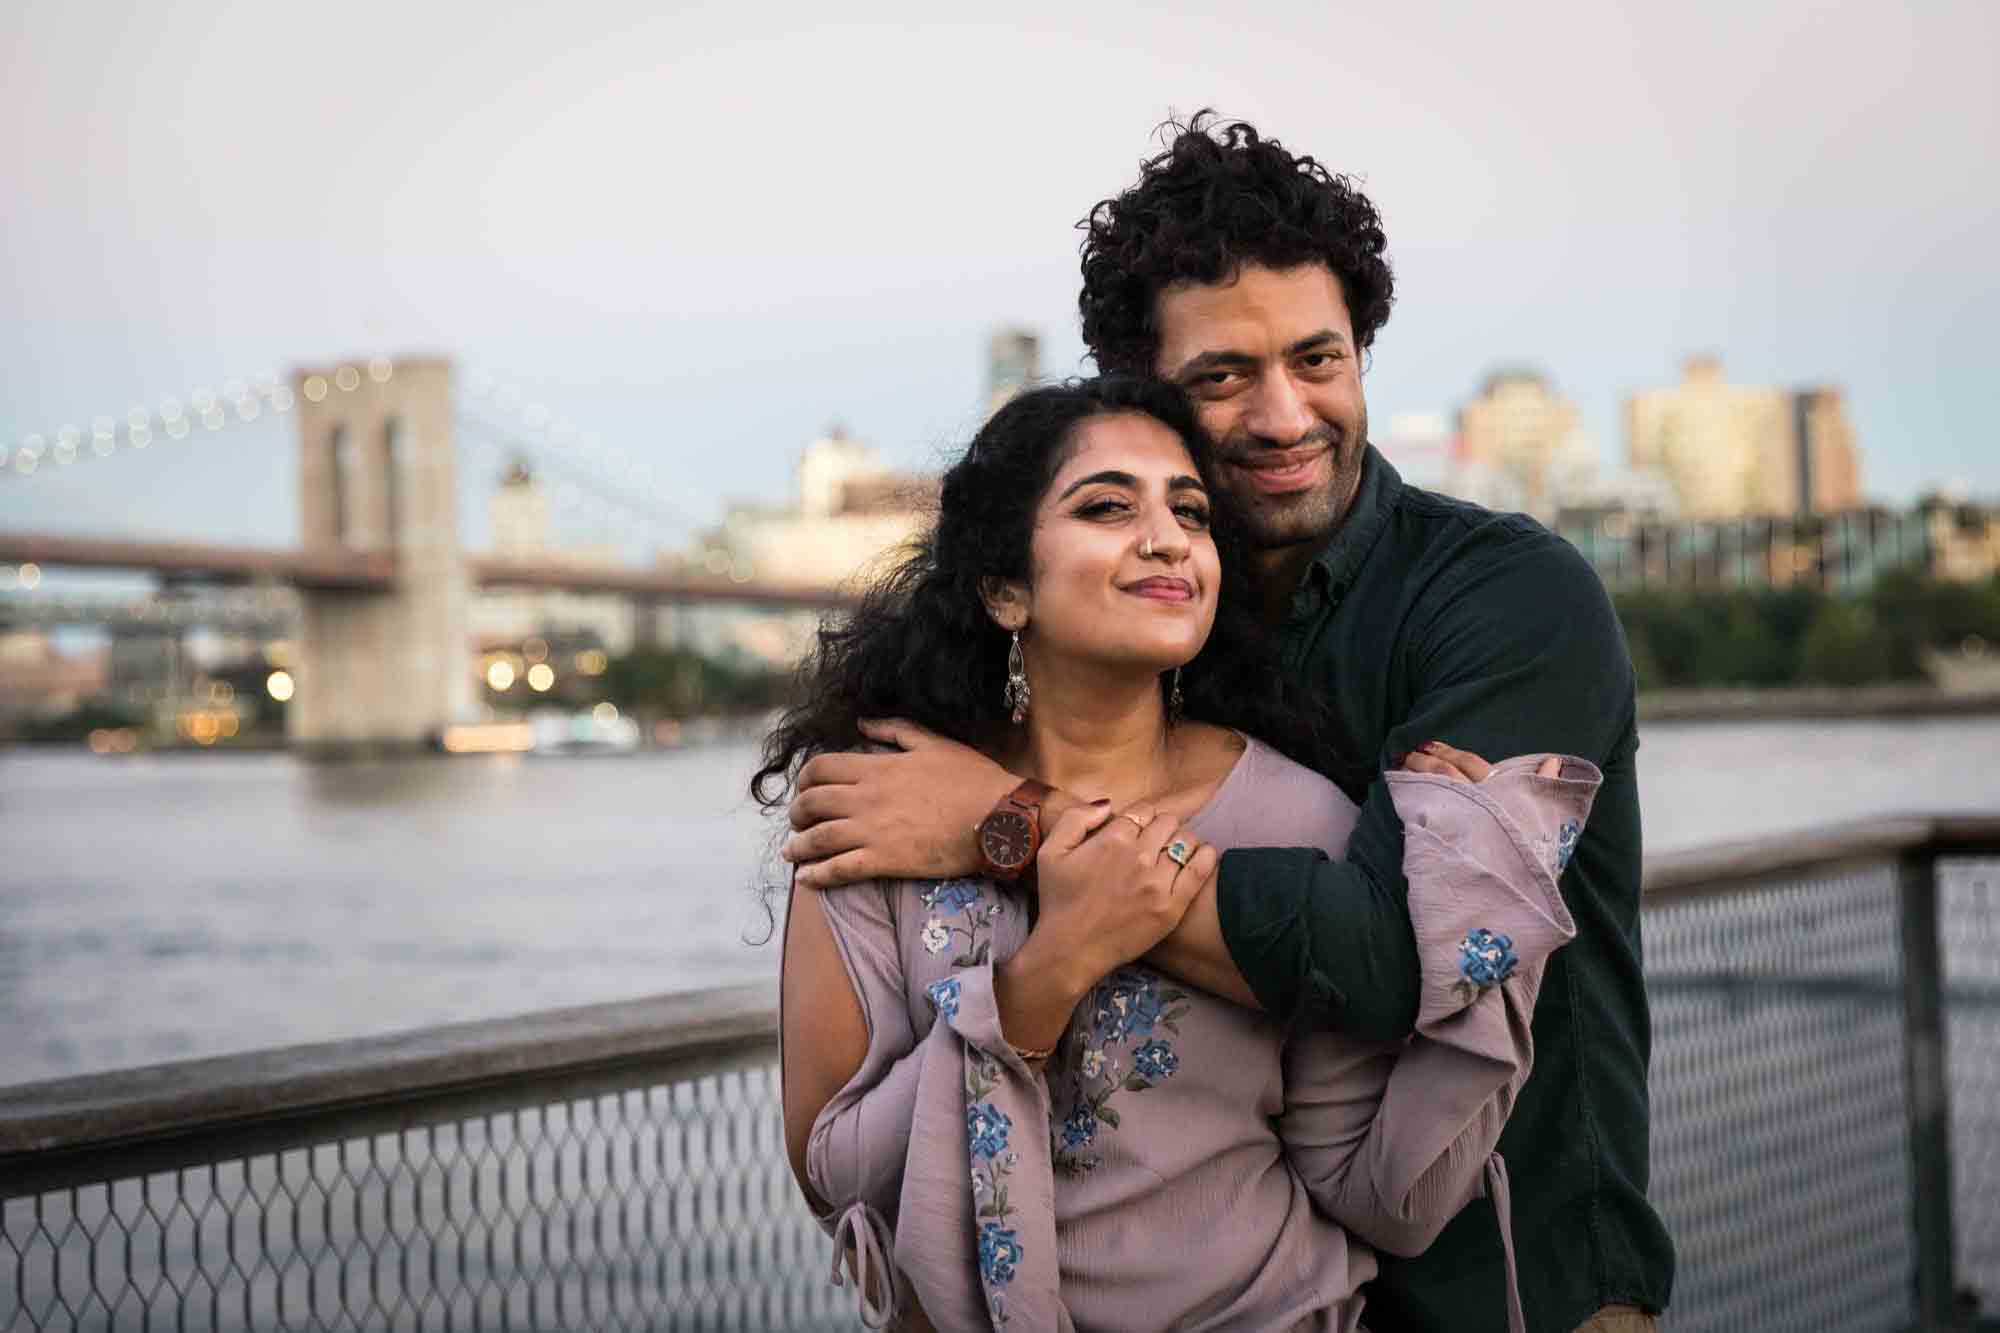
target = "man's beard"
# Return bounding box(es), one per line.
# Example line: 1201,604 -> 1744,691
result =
1219,417 -> 1369,553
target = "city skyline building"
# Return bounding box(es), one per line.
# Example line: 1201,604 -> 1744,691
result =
474,460 -> 636,654
703,425 -> 935,592
678,426 -> 937,667
1625,357 -> 1862,519
1554,498 -> 1999,594
1452,368 -> 1595,519
1793,386 -> 1863,516
986,327 -> 1041,419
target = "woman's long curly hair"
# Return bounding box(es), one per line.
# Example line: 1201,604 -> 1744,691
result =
752,376 -> 1333,814
1078,110 -> 1396,376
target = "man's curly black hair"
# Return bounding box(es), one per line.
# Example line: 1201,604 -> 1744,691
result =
1078,111 -> 1396,377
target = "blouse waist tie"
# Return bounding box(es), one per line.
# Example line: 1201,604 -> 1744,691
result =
829,1200 -> 899,1330
1486,1152 -> 1527,1333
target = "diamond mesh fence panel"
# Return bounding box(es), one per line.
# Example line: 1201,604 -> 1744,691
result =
1943,857 -> 2000,1317
1,1059 -> 859,1333
1645,863 -> 1916,1333
6,858 -> 1995,1332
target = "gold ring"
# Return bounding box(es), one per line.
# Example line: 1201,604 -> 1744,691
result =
1164,838 -> 1193,868
1119,813 -> 1150,832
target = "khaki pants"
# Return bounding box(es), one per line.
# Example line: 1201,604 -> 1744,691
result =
1575,1305 -> 1658,1332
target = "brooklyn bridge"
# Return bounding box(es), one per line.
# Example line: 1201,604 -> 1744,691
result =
0,358 -> 851,750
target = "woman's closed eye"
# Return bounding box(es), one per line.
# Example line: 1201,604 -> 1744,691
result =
1073,497 -> 1135,520
1073,497 -> 1210,530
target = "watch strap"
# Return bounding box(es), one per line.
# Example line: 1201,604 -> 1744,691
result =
1006,778 -> 1051,816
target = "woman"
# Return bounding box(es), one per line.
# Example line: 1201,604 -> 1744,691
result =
759,378 -> 1594,1331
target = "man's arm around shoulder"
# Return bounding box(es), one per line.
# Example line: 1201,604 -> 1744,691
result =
1214,524 -> 1636,1042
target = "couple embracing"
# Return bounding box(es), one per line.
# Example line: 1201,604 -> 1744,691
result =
760,115 -> 1673,1332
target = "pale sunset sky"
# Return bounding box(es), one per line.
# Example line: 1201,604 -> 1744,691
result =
3,0 -> 1995,565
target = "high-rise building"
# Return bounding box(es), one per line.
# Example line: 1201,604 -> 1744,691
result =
1793,386 -> 1862,515
695,428 -> 936,594
489,460 -> 550,555
987,328 -> 1041,418
797,424 -> 884,518
1625,358 -> 1861,519
1454,369 -> 1590,517
474,461 -> 633,653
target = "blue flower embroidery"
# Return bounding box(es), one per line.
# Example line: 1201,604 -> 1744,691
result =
978,1222 -> 1023,1287
922,879 -> 984,915
1054,966 -> 1190,1175
967,1101 -> 1011,1161
1095,974 -> 1167,1042
1458,928 -> 1518,988
1060,1102 -> 1098,1151
1131,1039 -> 1179,1085
927,975 -> 962,1021
1555,819 -> 1582,873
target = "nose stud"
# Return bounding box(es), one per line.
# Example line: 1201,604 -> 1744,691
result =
1141,536 -> 1155,558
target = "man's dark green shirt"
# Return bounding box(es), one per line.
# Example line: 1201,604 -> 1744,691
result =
1216,449 -> 1675,1332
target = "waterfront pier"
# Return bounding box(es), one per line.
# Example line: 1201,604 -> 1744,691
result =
4,817 -> 1997,1333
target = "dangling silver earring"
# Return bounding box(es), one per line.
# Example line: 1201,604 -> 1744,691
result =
1169,667 -> 1184,722
1005,630 -> 1030,724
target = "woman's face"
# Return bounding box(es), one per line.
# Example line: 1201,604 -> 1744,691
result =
1000,411 -> 1221,680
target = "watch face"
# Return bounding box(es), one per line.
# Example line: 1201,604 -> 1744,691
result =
980,810 -> 1034,870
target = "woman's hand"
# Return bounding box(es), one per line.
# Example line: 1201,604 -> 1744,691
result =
992,800 -> 1219,1055
1399,740 -> 1561,782
1039,800 -> 1221,977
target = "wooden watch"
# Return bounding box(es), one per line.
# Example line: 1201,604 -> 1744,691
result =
975,779 -> 1051,882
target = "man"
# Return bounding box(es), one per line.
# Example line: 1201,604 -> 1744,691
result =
784,115 -> 1673,1332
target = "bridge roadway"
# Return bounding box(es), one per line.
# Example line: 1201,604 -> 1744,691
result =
0,532 -> 857,609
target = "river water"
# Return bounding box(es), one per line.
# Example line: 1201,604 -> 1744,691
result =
3,717 -> 1999,1086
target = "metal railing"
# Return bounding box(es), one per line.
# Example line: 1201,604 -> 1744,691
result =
0,988 -> 850,1332
1641,817 -> 2000,1333
3,816 -> 1997,1332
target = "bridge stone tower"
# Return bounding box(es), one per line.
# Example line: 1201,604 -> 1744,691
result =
291,357 -> 471,752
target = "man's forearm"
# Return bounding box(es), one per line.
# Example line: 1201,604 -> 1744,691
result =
1143,879 -> 1262,1010
1215,841 -> 1422,1042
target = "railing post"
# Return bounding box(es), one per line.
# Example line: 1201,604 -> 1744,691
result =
1900,849 -> 1957,1331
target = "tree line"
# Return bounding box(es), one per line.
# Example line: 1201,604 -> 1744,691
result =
1614,571 -> 2000,690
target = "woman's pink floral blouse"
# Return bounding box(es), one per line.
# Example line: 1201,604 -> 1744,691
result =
788,737 -> 1599,1331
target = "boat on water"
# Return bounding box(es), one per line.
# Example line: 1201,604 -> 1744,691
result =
438,707 -> 641,756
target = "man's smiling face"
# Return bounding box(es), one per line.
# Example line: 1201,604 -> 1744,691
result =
1153,262 -> 1370,557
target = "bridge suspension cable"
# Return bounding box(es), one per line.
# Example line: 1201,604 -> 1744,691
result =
6,359 -> 690,506
455,415 -> 696,549
458,372 -> 698,527
4,374 -> 300,477
4,358 -> 721,565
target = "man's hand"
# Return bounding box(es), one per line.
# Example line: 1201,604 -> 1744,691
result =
1141,742 -> 1562,1012
1399,739 -> 1561,782
782,719 -> 1018,891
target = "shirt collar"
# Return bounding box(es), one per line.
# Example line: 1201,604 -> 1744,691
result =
1294,445 -> 1403,611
